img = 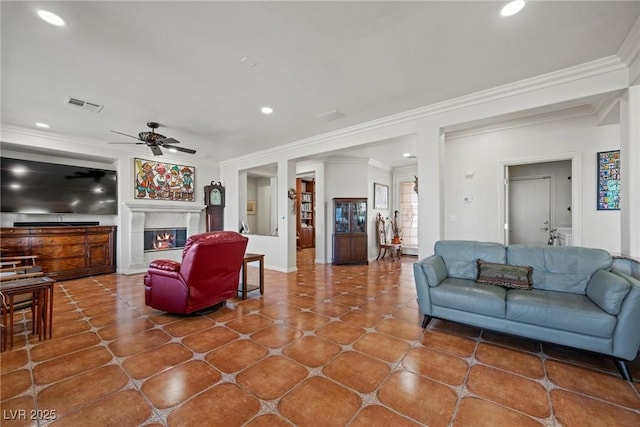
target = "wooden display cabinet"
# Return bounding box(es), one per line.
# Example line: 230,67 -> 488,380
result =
332,198 -> 368,265
0,226 -> 116,280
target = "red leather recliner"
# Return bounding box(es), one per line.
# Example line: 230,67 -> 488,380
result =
143,231 -> 248,314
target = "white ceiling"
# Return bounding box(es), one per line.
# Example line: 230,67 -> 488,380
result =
2,1 -> 639,168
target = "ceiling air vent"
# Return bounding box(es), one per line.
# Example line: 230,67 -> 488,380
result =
317,109 -> 345,122
65,97 -> 104,113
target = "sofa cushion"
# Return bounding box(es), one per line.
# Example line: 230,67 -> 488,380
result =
506,289 -> 616,338
507,246 -> 612,294
430,278 -> 507,318
435,240 -> 506,280
586,270 -> 631,315
477,260 -> 533,290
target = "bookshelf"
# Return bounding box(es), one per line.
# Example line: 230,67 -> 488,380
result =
296,178 -> 315,249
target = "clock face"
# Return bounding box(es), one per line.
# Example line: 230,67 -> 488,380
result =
210,188 -> 222,205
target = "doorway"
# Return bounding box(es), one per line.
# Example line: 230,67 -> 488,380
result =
505,159 -> 573,246
509,177 -> 551,245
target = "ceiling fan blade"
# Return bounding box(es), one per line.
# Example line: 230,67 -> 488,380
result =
108,142 -> 145,145
110,130 -> 142,140
150,145 -> 163,156
171,146 -> 197,154
159,137 -> 180,145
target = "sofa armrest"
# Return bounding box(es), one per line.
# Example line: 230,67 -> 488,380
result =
610,271 -> 640,360
413,255 -> 446,319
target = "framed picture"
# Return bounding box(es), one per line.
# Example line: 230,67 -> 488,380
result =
134,158 -> 195,201
374,183 -> 389,210
247,200 -> 256,215
597,150 -> 620,210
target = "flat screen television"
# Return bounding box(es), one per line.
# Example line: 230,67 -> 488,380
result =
1,157 -> 118,215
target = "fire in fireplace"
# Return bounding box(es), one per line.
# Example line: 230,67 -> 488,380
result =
144,228 -> 187,252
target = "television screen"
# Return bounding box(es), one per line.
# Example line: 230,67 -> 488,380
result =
1,157 -> 118,215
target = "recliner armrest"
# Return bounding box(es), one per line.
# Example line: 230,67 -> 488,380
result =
149,259 -> 181,272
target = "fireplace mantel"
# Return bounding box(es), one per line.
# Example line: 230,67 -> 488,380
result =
124,201 -> 205,213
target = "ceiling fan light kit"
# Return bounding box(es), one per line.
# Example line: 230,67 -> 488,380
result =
109,122 -> 196,156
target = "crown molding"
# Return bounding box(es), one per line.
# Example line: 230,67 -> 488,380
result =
445,105 -> 597,141
1,124 -> 99,145
393,165 -> 418,176
618,16 -> 640,70
221,56 -> 627,168
368,158 -> 392,172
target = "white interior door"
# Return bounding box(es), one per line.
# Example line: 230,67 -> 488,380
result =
509,177 -> 551,245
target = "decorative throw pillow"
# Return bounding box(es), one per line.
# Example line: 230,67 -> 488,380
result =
476,259 -> 533,290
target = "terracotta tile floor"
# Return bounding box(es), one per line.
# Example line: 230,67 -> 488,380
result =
1,249 -> 639,426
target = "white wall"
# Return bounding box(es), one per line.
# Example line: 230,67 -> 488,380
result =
443,115 -> 621,253
0,127 -> 221,273
246,176 -> 275,235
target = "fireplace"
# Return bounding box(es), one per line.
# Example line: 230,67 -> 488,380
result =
144,228 -> 187,252
122,201 -> 205,274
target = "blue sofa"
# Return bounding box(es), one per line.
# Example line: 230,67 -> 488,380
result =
413,240 -> 640,381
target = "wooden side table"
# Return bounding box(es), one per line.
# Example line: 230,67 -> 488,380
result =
1,276 -> 55,351
239,253 -> 264,300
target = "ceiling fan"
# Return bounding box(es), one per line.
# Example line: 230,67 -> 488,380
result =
109,122 -> 196,156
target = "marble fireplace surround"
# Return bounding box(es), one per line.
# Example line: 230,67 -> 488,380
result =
123,201 -> 205,274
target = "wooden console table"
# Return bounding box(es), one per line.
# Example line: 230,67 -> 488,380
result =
239,253 -> 264,300
0,226 -> 116,281
1,276 -> 55,350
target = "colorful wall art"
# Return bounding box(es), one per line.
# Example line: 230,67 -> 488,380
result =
597,150 -> 620,210
134,158 -> 195,201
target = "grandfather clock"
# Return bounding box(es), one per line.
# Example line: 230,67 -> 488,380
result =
204,181 -> 225,231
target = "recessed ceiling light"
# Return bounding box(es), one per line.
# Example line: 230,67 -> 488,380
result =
167,147 -> 177,153
501,0 -> 525,17
37,10 -> 65,26
35,122 -> 51,128
261,106 -> 273,115
402,153 -> 412,158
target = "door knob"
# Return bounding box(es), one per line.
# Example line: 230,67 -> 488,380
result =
543,220 -> 549,225
542,227 -> 549,231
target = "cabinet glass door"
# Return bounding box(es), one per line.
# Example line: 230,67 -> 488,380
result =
335,201 -> 351,233
350,201 -> 367,233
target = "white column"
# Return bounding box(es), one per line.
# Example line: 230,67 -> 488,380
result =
283,159 -> 298,272
417,123 -> 445,259
620,85 -> 640,258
